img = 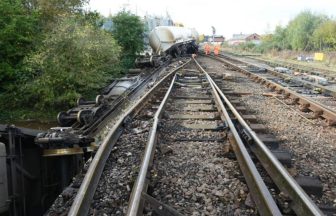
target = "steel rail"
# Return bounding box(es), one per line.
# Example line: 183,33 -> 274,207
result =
207,54 -> 336,125
193,58 -> 282,215
194,57 -> 324,215
249,55 -> 336,80
126,74 -> 177,216
84,61 -> 172,136
67,60 -> 191,216
221,51 -> 336,80
220,53 -> 336,97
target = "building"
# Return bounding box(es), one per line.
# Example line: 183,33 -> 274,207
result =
228,33 -> 261,45
204,35 -> 225,44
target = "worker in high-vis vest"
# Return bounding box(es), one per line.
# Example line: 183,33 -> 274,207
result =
214,45 -> 220,55
205,44 -> 210,55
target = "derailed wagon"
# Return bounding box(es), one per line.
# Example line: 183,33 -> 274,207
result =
136,26 -> 199,67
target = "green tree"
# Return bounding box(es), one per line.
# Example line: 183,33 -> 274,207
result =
24,0 -> 89,30
22,17 -> 121,110
313,20 -> 336,50
0,0 -> 40,92
286,11 -> 328,50
272,25 -> 289,50
111,10 -> 145,69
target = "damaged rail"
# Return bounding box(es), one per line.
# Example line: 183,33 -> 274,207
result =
67,60 -> 191,216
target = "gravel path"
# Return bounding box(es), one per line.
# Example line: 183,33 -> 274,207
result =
198,56 -> 336,208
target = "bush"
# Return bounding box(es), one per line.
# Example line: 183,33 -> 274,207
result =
21,17 -> 121,110
0,0 -> 40,93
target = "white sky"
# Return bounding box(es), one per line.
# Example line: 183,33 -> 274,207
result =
88,0 -> 336,39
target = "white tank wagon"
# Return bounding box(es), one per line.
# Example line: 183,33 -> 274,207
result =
149,26 -> 199,56
135,26 -> 199,68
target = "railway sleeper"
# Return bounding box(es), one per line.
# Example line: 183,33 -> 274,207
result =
166,113 -> 220,120
172,95 -> 210,100
236,114 -> 258,123
165,105 -> 217,112
299,103 -> 310,112
253,133 -> 279,149
173,99 -> 214,104
142,192 -> 184,216
248,123 -> 267,133
227,99 -> 241,105
318,205 -> 336,215
269,150 -> 292,167
234,106 -> 247,114
294,176 -> 323,197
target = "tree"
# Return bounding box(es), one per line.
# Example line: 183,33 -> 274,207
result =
24,0 -> 89,30
286,11 -> 328,51
0,0 -> 40,93
313,20 -> 336,50
21,17 -> 121,110
272,25 -> 289,50
111,11 -> 145,69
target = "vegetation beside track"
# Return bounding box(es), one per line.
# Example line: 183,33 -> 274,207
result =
234,10 -> 336,52
224,10 -> 336,69
0,0 -> 145,122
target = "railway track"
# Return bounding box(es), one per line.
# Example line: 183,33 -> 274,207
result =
205,53 -> 336,126
47,57 -> 334,215
198,55 -> 336,214
222,51 -> 336,81
219,53 -> 336,97
46,59 -> 190,215
248,55 -> 336,81
126,58 -> 327,215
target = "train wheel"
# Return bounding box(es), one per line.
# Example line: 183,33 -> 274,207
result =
57,111 -> 71,126
77,97 -> 86,106
77,110 -> 93,124
95,95 -> 104,105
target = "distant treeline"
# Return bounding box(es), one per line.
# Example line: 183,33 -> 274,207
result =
0,0 -> 144,120
240,11 -> 336,52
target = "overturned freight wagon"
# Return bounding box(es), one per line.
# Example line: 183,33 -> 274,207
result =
136,26 -> 199,67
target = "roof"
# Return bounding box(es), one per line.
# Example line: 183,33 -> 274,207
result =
230,33 -> 260,41
232,34 -> 250,40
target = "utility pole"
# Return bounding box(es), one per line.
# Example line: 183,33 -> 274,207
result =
211,26 -> 216,44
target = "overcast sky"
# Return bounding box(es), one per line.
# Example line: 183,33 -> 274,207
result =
88,0 -> 336,39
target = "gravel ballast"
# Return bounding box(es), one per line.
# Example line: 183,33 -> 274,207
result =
198,56 -> 336,208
